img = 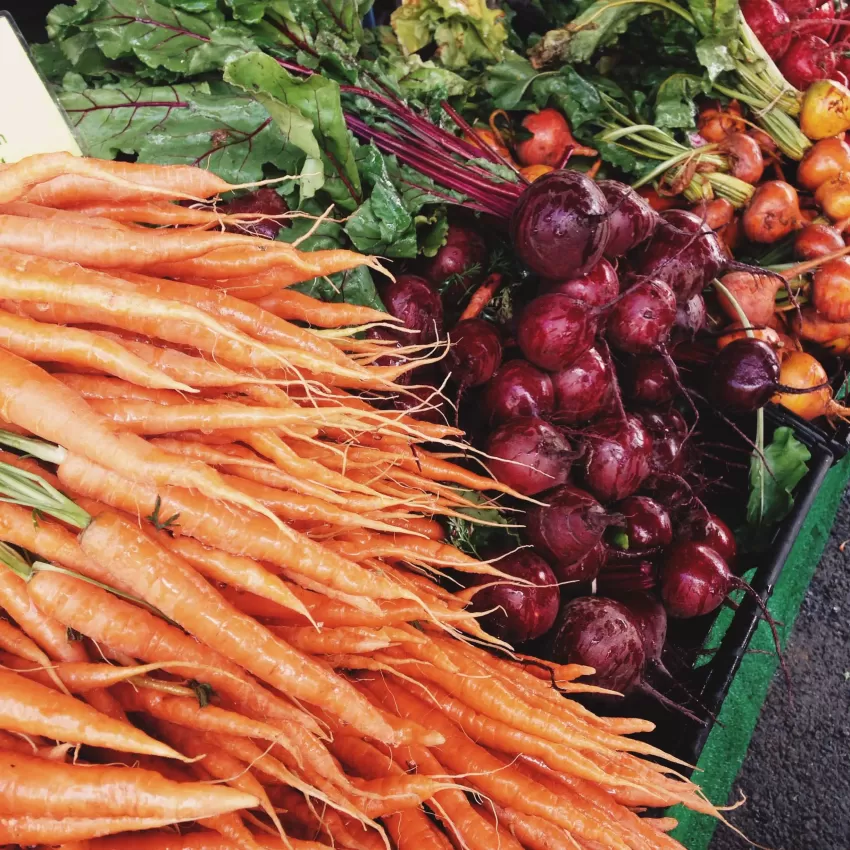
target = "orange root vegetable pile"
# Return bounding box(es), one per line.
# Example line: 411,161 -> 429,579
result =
0,153 -> 724,848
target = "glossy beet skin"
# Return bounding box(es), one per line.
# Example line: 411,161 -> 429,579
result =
632,210 -> 726,303
618,592 -> 669,669
710,337 -> 780,413
526,484 -> 611,567
517,294 -> 597,371
445,319 -> 502,389
381,275 -> 444,343
597,180 -> 659,259
222,189 -> 290,240
542,259 -> 619,307
486,417 -> 575,496
511,170 -> 611,279
607,279 -> 677,354
423,224 -> 487,299
740,0 -> 792,60
623,354 -> 676,405
680,512 -> 738,568
485,360 -> 554,425
547,597 -> 646,693
661,542 -> 731,618
617,496 -> 673,550
582,415 -> 653,502
673,293 -> 707,343
551,540 -> 606,584
551,348 -> 612,424
467,550 -> 560,644
779,35 -> 836,91
365,327 -> 412,384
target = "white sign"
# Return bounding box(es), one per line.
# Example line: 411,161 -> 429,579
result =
0,13 -> 82,164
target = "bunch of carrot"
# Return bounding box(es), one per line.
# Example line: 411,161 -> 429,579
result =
0,152 -> 722,849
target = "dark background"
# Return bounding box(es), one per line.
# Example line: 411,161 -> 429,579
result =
7,4 -> 850,847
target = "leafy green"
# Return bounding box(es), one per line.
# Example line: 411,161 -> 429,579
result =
742,426 -> 810,550
446,491 -> 518,558
391,0 -> 508,70
654,73 -> 710,129
58,81 -> 303,185
528,0 -> 660,68
224,51 -> 361,205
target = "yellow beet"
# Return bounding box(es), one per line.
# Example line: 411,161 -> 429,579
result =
801,79 -> 850,141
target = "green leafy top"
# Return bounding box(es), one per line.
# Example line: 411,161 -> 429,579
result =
741,426 -> 811,551
391,0 -> 508,70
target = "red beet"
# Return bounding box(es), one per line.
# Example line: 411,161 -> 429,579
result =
517,294 -> 597,371
779,35 -> 836,90
222,189 -> 289,240
486,417 -> 576,496
741,0 -> 793,60
581,415 -> 653,502
445,319 -> 502,389
551,347 -> 612,424
485,360 -> 555,424
381,274 -> 444,343
607,279 -> 677,354
424,224 -> 488,302
542,259 -> 619,307
468,549 -> 560,644
617,496 -> 673,550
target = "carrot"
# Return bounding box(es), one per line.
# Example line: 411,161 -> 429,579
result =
487,806 -> 580,850
92,332 -> 291,389
58,832 -> 332,850
0,349 -> 297,530
0,201 -> 131,229
0,309 -> 194,392
104,269 -> 360,369
384,809 -> 454,850
158,535 -> 312,620
26,570 -> 320,735
0,617 -> 55,668
65,200 -> 288,228
387,739 -> 525,850
363,679 -> 633,850
0,498 -> 119,588
254,289 -> 395,329
154,720 -> 282,835
78,510 -> 399,743
0,152 -> 231,205
199,812 -> 266,850
0,668 -> 190,759
57,453 -> 440,608
0,568 -> 89,665
268,625 -> 406,655
0,214 -> 382,281
0,750 -> 259,820
458,274 -> 504,322
53,373 -> 190,404
0,814 -> 203,845
23,175 -> 198,207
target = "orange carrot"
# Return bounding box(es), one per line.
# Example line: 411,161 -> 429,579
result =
0,668 -> 188,760
487,806 -> 579,850
57,453 -> 439,607
458,273 -> 504,321
254,288 -> 394,328
78,511 -> 398,743
0,750 -> 258,820
58,831 -> 332,850
26,570 -> 320,735
0,815 -> 202,845
363,677 -> 632,850
0,200 -> 131,229
0,349 -> 295,528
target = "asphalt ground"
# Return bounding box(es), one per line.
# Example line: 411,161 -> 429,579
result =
710,489 -> 850,850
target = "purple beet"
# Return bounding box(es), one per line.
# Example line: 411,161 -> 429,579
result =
485,360 -> 554,425
542,258 -> 619,307
551,347 -> 612,424
581,415 -> 653,502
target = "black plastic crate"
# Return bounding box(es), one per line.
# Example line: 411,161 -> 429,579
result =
630,409 -> 836,767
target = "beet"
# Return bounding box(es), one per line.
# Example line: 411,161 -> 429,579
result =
709,337 -> 780,413
424,224 -> 488,302
486,417 -> 576,496
547,597 -> 646,693
551,347 -> 612,424
222,189 -> 289,240
550,540 -> 606,584
660,542 -> 732,618
779,35 -> 836,90
673,293 -> 707,343
623,355 -> 676,406
517,294 -> 597,371
467,549 -> 559,644
617,496 -> 673,550
632,210 -> 726,303
597,180 -> 659,258
617,592 -> 669,670
381,275 -> 444,343
511,170 -> 611,279
680,512 -> 738,569
607,279 -> 677,354
485,360 -> 555,424
445,319 -> 502,389
741,0 -> 793,60
365,327 -> 413,385
542,259 -> 619,307
581,415 -> 653,502
526,484 -> 611,567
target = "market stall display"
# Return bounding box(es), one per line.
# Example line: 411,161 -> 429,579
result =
2,0 -> 850,846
